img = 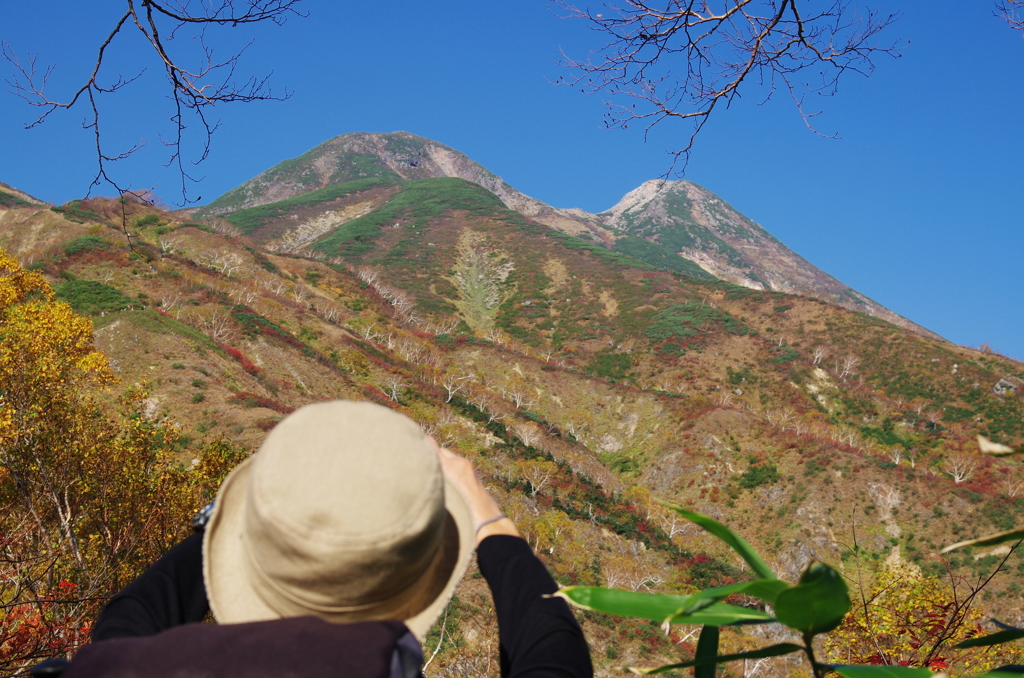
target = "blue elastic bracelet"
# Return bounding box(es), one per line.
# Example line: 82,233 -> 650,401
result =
475,513 -> 508,532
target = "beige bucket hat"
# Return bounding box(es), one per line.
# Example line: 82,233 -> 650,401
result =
203,401 -> 475,641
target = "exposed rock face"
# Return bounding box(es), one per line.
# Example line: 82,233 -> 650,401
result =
994,378 -> 1019,396
589,179 -> 939,338
195,131 -> 938,339
272,202 -> 376,253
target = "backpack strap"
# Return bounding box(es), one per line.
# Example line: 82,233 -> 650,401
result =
389,629 -> 424,678
29,658 -> 69,676
57,616 -> 420,678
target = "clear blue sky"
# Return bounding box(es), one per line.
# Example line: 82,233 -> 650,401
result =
2,2 -> 1022,360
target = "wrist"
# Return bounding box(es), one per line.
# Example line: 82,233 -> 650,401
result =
475,513 -> 508,531
475,516 -> 520,546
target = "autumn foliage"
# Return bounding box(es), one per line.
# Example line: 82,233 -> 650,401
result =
0,248 -> 245,675
824,560 -> 1010,674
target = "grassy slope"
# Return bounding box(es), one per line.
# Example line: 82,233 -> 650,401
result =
200,145 -> 403,215
223,177 -> 399,234
2,193 -> 1023,673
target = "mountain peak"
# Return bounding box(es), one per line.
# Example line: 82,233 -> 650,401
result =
198,131 -> 495,216
195,133 -> 936,339
590,177 -> 937,337
602,179 -> 684,219
195,131 -> 601,239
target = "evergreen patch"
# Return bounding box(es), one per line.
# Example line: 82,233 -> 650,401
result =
586,352 -> 632,380
644,301 -> 753,345
54,280 -> 133,315
0,190 -> 32,208
63,235 -> 111,257
738,459 -> 780,488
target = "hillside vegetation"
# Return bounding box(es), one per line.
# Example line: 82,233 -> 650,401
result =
1,170 -> 1022,676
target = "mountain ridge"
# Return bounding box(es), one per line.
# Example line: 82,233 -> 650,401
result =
0,180 -> 45,207
193,132 -> 939,340
1,183 -> 1023,674
197,132 -> 597,237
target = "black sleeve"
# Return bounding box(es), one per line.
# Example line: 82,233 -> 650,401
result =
477,535 -> 593,678
92,532 -> 210,641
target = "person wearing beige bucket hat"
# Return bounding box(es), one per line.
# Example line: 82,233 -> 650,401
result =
203,400 -> 476,640
47,401 -> 592,678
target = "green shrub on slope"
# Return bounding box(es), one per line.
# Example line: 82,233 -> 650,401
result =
612,234 -> 715,279
54,280 -> 134,315
0,190 -> 33,208
645,301 -> 753,343
223,177 -> 398,234
63,235 -> 111,257
314,177 -> 505,258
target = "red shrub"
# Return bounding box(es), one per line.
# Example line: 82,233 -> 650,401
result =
221,344 -> 260,375
228,392 -> 294,415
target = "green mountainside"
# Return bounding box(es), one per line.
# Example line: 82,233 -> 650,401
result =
193,132 -> 937,339
0,180 -> 45,207
593,179 -> 937,337
197,133 -> 478,216
2,161 -> 1023,672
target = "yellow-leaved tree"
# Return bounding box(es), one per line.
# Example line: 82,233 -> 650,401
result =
824,559 -> 1019,675
0,248 -> 246,674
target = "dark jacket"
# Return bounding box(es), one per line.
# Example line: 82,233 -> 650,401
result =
50,534 -> 592,678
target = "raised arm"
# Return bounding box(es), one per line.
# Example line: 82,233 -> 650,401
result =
437,445 -> 593,678
91,531 -> 210,641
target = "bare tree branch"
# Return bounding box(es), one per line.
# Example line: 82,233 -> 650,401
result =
2,0 -> 303,206
998,0 -> 1024,31
554,0 -> 902,173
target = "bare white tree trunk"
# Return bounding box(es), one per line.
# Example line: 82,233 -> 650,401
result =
942,455 -> 976,484
382,376 -> 405,402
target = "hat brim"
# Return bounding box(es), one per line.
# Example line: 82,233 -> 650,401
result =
203,456 -> 476,641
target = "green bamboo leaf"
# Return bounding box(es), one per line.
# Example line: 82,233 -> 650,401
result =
978,435 -> 1024,456
993,620 -> 1024,631
553,587 -> 774,625
629,642 -> 802,675
664,603 -> 774,627
971,667 -> 1024,678
741,579 -> 791,604
553,587 -> 693,621
680,579 -> 790,614
774,562 -> 850,635
828,666 -> 934,678
694,626 -> 720,678
955,629 -> 1024,648
942,528 -> 1024,553
665,506 -> 776,580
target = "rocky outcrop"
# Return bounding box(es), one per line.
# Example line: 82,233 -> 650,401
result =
590,179 -> 939,339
